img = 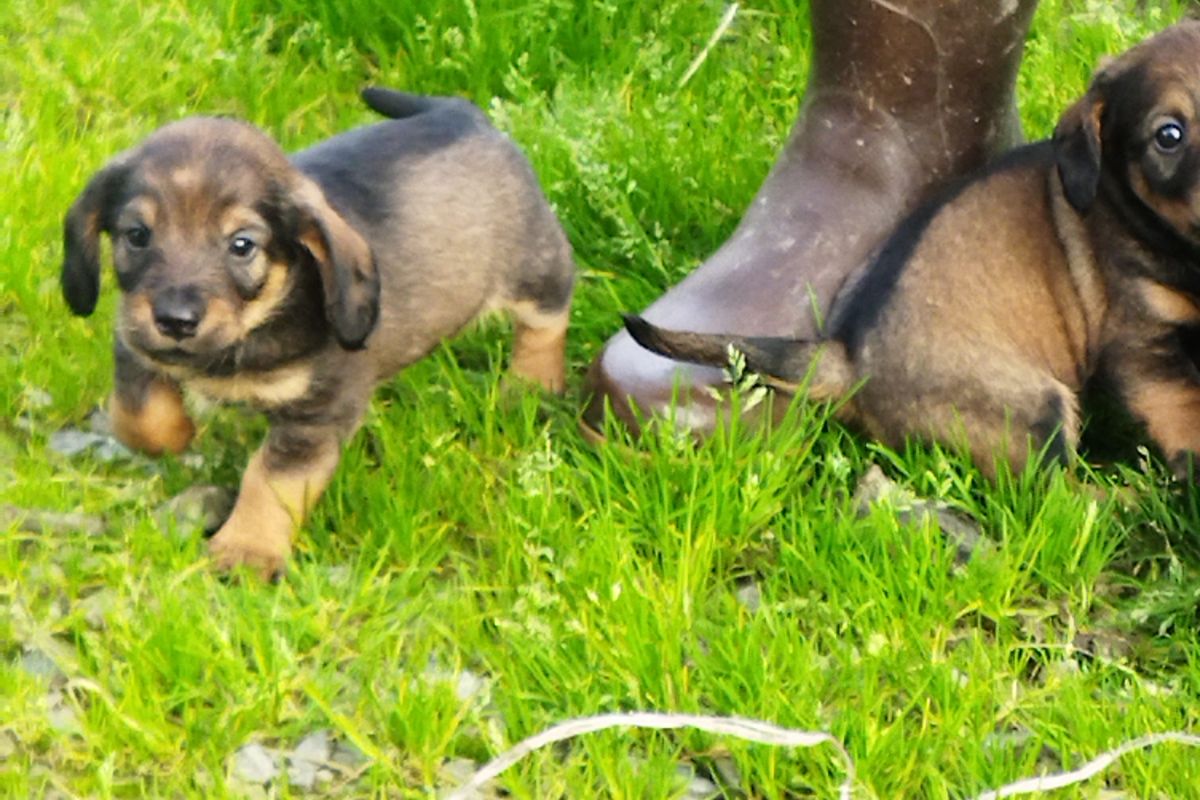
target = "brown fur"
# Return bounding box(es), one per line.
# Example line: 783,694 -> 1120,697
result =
626,22 -> 1200,479
109,377 -> 195,455
62,88 -> 575,578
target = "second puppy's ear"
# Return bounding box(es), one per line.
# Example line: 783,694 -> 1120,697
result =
1053,92 -> 1105,214
62,157 -> 132,316
292,177 -> 379,350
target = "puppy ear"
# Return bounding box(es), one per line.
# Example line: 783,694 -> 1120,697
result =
1053,92 -> 1105,213
62,158 -> 130,316
293,178 -> 379,350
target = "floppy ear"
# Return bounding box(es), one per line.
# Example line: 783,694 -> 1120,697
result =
62,158 -> 131,316
292,178 -> 379,350
1053,92 -> 1105,213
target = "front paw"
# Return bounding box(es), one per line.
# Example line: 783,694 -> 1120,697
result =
109,382 -> 196,455
208,522 -> 290,581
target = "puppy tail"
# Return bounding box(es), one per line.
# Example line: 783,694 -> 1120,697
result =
622,314 -> 851,399
360,87 -> 439,119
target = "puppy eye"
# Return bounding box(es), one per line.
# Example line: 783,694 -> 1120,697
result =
229,235 -> 258,259
1154,120 -> 1185,153
124,225 -> 151,249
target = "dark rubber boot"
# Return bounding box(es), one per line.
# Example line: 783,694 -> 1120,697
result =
582,0 -> 1040,438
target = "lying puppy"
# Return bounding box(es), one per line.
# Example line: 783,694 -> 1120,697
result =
626,21 -> 1200,479
62,87 -> 575,577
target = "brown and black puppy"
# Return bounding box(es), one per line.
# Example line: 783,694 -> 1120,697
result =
62,87 -> 575,577
626,21 -> 1200,479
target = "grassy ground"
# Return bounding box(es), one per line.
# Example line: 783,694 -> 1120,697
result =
4,0 -> 1200,797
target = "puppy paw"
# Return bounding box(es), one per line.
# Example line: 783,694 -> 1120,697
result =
208,525 -> 290,581
510,319 -> 568,394
109,382 -> 196,455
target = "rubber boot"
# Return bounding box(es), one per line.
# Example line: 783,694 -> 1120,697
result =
582,0 -> 1040,438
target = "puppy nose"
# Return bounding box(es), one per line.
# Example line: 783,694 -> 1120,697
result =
152,287 -> 205,340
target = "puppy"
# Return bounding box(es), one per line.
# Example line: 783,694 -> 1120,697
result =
626,21 -> 1200,479
62,87 -> 575,577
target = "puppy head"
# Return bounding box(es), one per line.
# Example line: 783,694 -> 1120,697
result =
1054,21 -> 1200,236
61,117 -> 378,369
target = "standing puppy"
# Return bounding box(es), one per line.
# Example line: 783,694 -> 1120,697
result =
62,88 -> 575,578
626,22 -> 1200,479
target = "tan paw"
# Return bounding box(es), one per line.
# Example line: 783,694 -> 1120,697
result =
208,525 -> 290,581
110,382 -> 196,455
511,317 -> 568,394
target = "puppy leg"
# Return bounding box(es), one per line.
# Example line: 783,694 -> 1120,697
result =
509,302 -> 570,393
108,338 -> 195,454
871,375 -> 1080,478
987,383 -> 1081,474
1124,377 -> 1200,478
1101,340 -> 1200,477
208,424 -> 340,579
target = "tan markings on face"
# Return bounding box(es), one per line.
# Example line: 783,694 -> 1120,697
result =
120,292 -> 244,371
1136,278 -> 1200,324
239,260 -> 291,334
187,361 -> 313,407
216,205 -> 291,334
117,196 -> 159,229
108,379 -> 195,455
122,293 -> 156,333
1127,84 -> 1200,236
168,165 -> 203,193
220,205 -> 268,235
202,297 -> 240,341
1128,166 -> 1200,237
1147,86 -> 1195,122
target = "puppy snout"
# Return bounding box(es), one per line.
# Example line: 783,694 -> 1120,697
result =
152,287 -> 206,340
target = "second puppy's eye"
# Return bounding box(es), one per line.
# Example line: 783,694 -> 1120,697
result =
229,235 -> 258,259
1154,120 -> 1185,153
124,225 -> 151,249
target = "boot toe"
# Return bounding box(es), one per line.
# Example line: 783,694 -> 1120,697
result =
581,328 -> 725,440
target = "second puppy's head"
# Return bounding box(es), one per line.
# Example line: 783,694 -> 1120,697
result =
1054,20 -> 1200,244
62,117 -> 378,369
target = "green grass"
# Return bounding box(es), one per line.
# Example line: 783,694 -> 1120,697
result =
4,0 -> 1200,797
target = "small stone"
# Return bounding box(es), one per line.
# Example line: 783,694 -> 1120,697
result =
287,729 -> 334,790
23,387 -> 53,409
676,764 -> 719,799
852,464 -> 990,565
293,729 -> 333,763
232,742 -> 280,786
711,755 -> 742,791
19,646 -> 67,687
45,689 -> 80,734
326,565 -> 352,586
330,738 -> 369,770
0,730 -> 18,760
78,589 -> 119,631
287,757 -> 319,791
734,580 -> 761,613
422,658 -> 489,702
180,453 -> 206,470
48,428 -> 131,462
1,505 -> 107,537
455,670 -> 486,701
85,407 -> 112,435
440,757 -> 481,796
157,485 -> 235,536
